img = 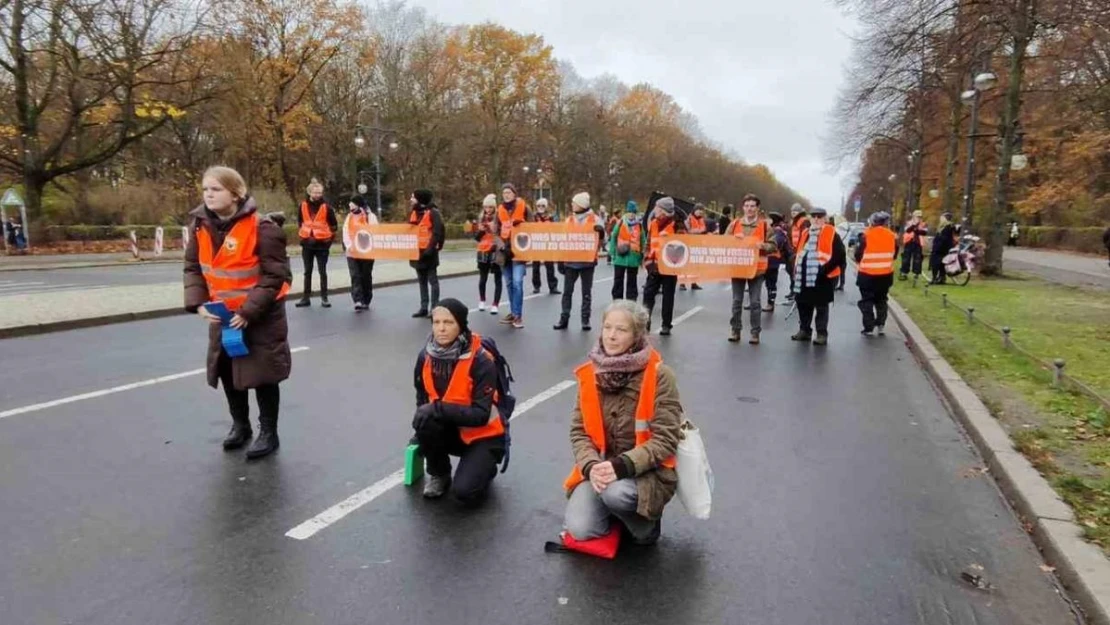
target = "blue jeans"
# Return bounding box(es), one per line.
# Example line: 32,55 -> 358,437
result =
502,262 -> 527,317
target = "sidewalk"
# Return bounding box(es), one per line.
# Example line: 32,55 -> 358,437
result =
0,257 -> 477,338
1005,247 -> 1110,288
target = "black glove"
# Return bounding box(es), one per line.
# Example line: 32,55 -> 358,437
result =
412,402 -> 438,431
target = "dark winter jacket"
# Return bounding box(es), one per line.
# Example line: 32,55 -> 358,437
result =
184,197 -> 293,390
794,228 -> 846,306
409,205 -> 446,271
296,197 -> 338,249
413,335 -> 501,431
930,224 -> 957,264
768,225 -> 792,270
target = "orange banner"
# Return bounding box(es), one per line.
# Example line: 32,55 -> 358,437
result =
346,224 -> 420,260
656,234 -> 760,280
509,222 -> 601,262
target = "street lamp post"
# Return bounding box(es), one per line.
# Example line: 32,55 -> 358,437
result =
353,106 -> 399,220
961,71 -> 997,231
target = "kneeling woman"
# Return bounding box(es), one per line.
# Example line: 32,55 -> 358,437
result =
412,298 -> 505,505
563,300 -> 683,545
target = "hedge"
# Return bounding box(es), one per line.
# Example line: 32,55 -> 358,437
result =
1019,227 -> 1108,255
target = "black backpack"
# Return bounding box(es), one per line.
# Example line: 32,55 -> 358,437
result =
478,335 -> 516,473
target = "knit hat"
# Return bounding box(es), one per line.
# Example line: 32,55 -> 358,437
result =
870,211 -> 890,226
768,211 -> 784,225
625,200 -> 638,213
482,194 -> 497,208
655,196 -> 675,215
572,192 -> 591,211
536,198 -> 549,209
501,183 -> 517,195
350,195 -> 369,209
433,298 -> 469,333
414,189 -> 434,206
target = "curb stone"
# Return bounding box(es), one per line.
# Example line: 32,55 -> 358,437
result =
889,296 -> 1110,625
0,269 -> 479,340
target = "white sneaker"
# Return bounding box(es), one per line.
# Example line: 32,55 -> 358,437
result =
478,301 -> 487,311
490,304 -> 499,315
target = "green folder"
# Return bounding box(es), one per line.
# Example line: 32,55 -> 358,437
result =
404,443 -> 425,486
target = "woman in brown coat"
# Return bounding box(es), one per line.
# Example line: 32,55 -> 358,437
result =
563,300 -> 683,545
184,166 -> 293,460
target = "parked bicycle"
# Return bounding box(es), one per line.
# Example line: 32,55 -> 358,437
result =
940,234 -> 982,286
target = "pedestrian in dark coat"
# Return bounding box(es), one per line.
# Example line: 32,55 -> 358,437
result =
790,207 -> 846,345
408,189 -> 446,317
1102,226 -> 1110,267
929,213 -> 957,284
184,166 -> 293,460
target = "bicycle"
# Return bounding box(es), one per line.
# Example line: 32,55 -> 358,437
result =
940,234 -> 982,286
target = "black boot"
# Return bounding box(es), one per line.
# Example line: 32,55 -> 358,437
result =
222,416 -> 252,450
246,413 -> 279,460
553,316 -> 569,330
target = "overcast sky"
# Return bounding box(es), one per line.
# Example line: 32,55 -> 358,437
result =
407,0 -> 858,212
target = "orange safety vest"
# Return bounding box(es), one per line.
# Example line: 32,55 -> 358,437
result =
198,214 -> 291,311
567,213 -> 600,260
791,219 -> 808,251
729,219 -> 770,273
647,219 -> 675,261
409,208 -> 434,250
795,224 -> 842,279
476,218 -> 495,253
421,333 -> 505,445
617,220 -> 642,254
687,215 -> 707,234
298,202 -> 332,242
564,349 -> 676,492
858,226 -> 897,276
498,199 -> 528,240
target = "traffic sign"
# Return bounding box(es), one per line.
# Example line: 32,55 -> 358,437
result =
1,188 -> 24,207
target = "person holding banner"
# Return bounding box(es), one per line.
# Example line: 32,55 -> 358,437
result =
609,201 -> 646,301
474,194 -> 502,315
531,198 -> 560,295
343,195 -> 379,311
790,207 -> 846,346
680,204 -> 709,291
563,300 -> 683,546
184,166 -> 293,460
409,189 -> 446,317
642,197 -> 684,335
495,183 -> 532,329
724,194 -> 777,344
554,192 -> 606,331
295,179 -> 337,308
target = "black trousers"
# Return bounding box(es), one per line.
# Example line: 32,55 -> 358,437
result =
900,244 -> 923,276
414,418 -> 504,507
218,351 -> 279,428
642,272 -> 677,328
612,265 -> 639,301
478,262 -> 502,304
301,246 -> 330,299
347,258 -> 374,306
560,266 -> 595,324
765,265 -> 781,302
416,267 -> 440,311
797,303 -> 830,336
532,261 -> 558,291
858,283 -> 891,330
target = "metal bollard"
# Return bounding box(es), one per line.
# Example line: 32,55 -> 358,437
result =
942,293 -> 948,308
1054,359 -> 1066,388
1002,326 -> 1011,349
967,307 -> 975,324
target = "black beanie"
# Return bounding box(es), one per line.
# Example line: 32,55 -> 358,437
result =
351,195 -> 369,208
414,189 -> 434,206
434,298 -> 469,332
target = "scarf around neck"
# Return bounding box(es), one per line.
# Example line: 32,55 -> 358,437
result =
587,337 -> 652,393
794,224 -> 823,293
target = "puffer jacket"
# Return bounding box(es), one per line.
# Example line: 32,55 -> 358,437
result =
608,217 -> 647,268
568,362 -> 683,519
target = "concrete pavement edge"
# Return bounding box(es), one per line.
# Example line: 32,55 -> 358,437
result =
889,296 -> 1110,625
0,269 -> 479,340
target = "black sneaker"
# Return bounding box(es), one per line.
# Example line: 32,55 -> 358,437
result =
861,328 -> 874,336
550,289 -> 561,295
553,320 -> 569,330
412,310 -> 429,318
813,334 -> 828,346
659,326 -> 672,336
691,284 -> 703,290
295,299 -> 311,308
321,299 -> 332,308
791,332 -> 812,341
581,323 -> 591,332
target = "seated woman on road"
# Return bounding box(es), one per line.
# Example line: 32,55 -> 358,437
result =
563,300 -> 683,545
412,298 -> 505,506
184,166 -> 293,460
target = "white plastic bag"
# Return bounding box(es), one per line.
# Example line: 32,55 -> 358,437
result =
675,419 -> 713,519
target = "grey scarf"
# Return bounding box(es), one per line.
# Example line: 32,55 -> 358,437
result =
793,224 -> 822,293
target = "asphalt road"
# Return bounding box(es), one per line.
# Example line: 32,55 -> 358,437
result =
1004,247 -> 1110,289
0,265 -> 1081,625
0,250 -> 474,296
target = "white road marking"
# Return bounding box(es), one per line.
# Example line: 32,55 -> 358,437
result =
0,346 -> 311,420
656,305 -> 704,334
284,378 -> 578,541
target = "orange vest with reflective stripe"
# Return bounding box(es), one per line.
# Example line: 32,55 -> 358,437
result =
409,209 -> 433,250
422,334 -> 505,445
791,220 -> 808,251
567,212 -> 600,261
198,214 -> 291,311
858,226 -> 897,276
687,215 -> 707,234
564,349 -> 675,491
498,200 -> 527,240
729,219 -> 770,273
299,202 -> 332,241
617,220 -> 642,254
795,224 -> 842,278
647,219 -> 675,261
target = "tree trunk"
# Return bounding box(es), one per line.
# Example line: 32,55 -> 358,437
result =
983,0 -> 1034,276
941,94 -> 961,215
